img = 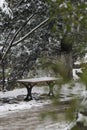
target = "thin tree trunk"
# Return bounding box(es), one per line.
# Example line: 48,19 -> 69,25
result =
61,52 -> 73,80
2,14 -> 35,61
2,60 -> 5,90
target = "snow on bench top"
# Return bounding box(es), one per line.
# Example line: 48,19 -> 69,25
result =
17,77 -> 59,83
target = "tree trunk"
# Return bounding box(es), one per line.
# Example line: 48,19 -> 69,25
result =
61,52 -> 73,80
2,60 -> 5,90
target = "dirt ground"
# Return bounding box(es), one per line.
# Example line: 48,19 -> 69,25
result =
0,103 -> 69,130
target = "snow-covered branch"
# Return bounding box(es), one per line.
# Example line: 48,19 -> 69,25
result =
0,0 -> 13,19
2,18 -> 49,60
13,18 -> 49,46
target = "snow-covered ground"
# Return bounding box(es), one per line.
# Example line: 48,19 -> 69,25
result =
0,87 -> 73,130
0,87 -> 51,115
0,81 -> 86,115
0,70 -> 87,130
0,83 -> 86,130
0,87 -> 71,130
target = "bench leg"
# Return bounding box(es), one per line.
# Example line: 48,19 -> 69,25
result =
24,85 -> 33,101
47,82 -> 54,96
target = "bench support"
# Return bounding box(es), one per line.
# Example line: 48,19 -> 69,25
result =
22,83 -> 33,101
47,82 -> 54,96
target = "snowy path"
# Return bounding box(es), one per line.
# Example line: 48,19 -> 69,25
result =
0,103 -> 69,130
0,87 -> 71,130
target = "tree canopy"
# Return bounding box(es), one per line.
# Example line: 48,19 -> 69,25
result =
0,0 -> 87,89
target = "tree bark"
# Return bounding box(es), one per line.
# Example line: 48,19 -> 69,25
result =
61,52 -> 73,80
2,60 -> 5,90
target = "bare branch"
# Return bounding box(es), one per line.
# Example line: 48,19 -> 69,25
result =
13,18 -> 49,46
1,29 -> 12,53
2,14 -> 35,61
11,13 -> 35,43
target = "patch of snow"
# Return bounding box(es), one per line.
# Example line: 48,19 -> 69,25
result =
35,120 -> 76,130
0,0 -> 13,19
0,87 -> 48,99
59,2 -> 67,8
64,121 -> 76,130
73,68 -> 82,80
0,88 -> 27,98
0,87 -> 51,115
24,46 -> 31,55
77,113 -> 87,126
60,82 -> 85,96
0,100 -> 51,116
74,60 -> 81,65
36,121 -> 72,130
51,0 -> 57,2
83,53 -> 87,63
74,53 -> 87,65
60,82 -> 86,102
18,77 -> 58,83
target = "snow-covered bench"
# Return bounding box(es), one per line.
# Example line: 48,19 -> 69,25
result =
17,77 -> 58,101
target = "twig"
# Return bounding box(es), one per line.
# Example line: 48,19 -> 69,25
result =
2,14 -> 35,60
13,18 -> 49,46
